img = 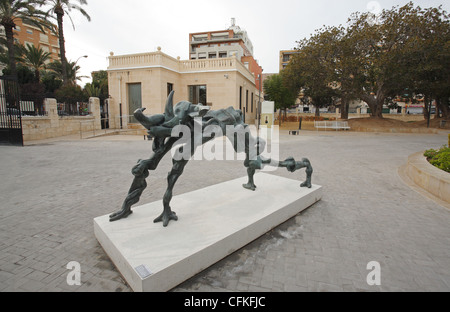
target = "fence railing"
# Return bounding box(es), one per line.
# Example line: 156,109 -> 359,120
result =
58,102 -> 90,116
79,118 -> 114,139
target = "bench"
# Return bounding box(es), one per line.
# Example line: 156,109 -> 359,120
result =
314,120 -> 351,131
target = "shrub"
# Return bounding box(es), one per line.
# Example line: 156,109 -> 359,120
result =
424,146 -> 450,173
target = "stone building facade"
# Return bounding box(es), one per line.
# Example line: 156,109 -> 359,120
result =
106,48 -> 260,130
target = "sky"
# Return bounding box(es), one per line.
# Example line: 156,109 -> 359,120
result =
59,0 -> 450,86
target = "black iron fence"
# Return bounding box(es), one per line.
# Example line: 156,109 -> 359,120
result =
58,101 -> 90,116
20,93 -> 47,116
0,77 -> 23,145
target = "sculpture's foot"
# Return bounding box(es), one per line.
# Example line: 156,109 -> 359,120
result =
109,209 -> 133,222
300,180 -> 312,189
242,183 -> 257,191
154,209 -> 178,227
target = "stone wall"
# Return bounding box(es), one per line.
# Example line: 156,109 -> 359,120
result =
22,97 -> 101,142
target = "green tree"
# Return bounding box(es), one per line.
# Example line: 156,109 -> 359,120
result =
46,0 -> 91,85
284,30 -> 338,117
54,83 -> 87,104
391,4 -> 450,120
20,43 -> 51,82
90,70 -> 109,101
46,59 -> 87,84
345,2 -> 450,118
84,82 -> 100,97
263,73 -> 297,125
0,0 -> 50,78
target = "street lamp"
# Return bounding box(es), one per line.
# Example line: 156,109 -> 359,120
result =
75,55 -> 88,64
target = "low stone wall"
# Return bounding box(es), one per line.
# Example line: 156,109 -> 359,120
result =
22,98 -> 101,142
281,112 -> 425,122
406,151 -> 450,204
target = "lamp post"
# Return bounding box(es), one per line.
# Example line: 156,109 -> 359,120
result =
76,55 -> 88,64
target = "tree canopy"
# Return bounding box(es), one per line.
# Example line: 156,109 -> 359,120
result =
263,73 -> 297,123
284,2 -> 450,119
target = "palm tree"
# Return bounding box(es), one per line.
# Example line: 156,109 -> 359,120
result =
46,59 -> 87,84
0,0 -> 50,79
20,43 -> 51,82
47,0 -> 90,85
84,82 -> 100,97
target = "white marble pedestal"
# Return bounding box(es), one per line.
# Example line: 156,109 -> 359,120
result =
94,173 -> 322,292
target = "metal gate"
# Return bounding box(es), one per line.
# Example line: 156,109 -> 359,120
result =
0,77 -> 23,146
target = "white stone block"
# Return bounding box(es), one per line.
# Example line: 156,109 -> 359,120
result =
94,173 -> 322,292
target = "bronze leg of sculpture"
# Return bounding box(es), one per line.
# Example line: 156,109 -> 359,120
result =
277,157 -> 313,188
297,158 -> 313,188
241,156 -> 313,192
243,167 -> 257,191
153,159 -> 188,227
109,167 -> 148,221
109,138 -> 178,222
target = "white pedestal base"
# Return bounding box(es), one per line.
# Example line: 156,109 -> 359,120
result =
94,173 -> 322,292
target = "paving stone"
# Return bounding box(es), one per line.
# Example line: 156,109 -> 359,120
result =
0,132 -> 449,292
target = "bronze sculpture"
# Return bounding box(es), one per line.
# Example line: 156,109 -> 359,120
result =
109,91 -> 313,227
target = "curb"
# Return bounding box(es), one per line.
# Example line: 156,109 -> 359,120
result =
405,151 -> 450,205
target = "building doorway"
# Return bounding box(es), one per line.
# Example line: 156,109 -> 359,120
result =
128,83 -> 142,123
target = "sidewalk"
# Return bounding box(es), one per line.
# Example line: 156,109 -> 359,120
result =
1,131 -> 449,292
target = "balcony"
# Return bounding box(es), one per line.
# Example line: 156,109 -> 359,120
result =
108,50 -> 255,83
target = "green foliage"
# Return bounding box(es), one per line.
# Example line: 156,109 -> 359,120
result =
41,72 -> 63,94
55,84 -> 88,104
0,0 -> 53,77
47,0 -> 91,85
285,2 -> 450,119
263,73 -> 297,111
19,44 -> 51,81
424,146 -> 450,173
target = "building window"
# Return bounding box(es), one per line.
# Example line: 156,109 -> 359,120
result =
246,90 -> 249,113
219,52 -> 227,58
167,83 -> 173,96
239,87 -> 242,110
282,54 -> 290,62
128,83 -> 142,123
251,92 -> 254,113
208,52 -> 217,59
188,85 -> 207,105
40,33 -> 49,43
26,29 -> 33,35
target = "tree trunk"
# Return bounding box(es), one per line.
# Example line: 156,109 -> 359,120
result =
340,96 -> 349,120
56,10 -> 68,85
278,108 -> 282,127
35,69 -> 40,83
4,24 -> 17,79
423,94 -> 430,120
436,97 -> 450,119
315,105 -> 320,117
361,93 -> 383,118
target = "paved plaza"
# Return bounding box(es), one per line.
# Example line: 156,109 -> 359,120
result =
0,130 -> 449,292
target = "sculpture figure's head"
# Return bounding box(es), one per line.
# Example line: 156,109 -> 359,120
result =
162,97 -> 210,128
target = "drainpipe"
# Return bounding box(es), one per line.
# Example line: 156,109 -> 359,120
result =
119,76 -> 123,129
